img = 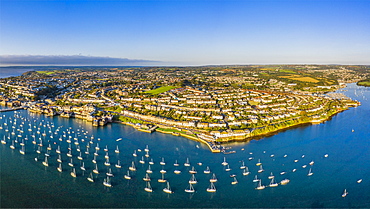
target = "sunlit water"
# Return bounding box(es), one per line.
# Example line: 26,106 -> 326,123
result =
1,83 -> 369,208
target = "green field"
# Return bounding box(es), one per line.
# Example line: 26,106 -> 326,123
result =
357,81 -> 370,87
36,71 -> 55,75
279,69 -> 296,74
144,86 -> 177,95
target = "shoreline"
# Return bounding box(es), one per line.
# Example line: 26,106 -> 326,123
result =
0,104 -> 355,153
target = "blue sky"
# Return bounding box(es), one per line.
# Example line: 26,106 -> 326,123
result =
0,0 -> 369,66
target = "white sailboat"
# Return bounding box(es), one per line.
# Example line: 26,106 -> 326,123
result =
149,158 -> 154,165
207,182 -> 216,192
106,168 -> 114,177
57,163 -> 63,172
269,177 -> 278,187
144,145 -> 149,152
258,165 -> 264,173
174,169 -> 181,174
256,179 -> 265,190
307,167 -> 313,176
42,156 -> 49,167
204,166 -> 211,174
139,156 -> 145,164
189,166 -> 197,174
77,152 -> 83,160
160,167 -> 167,174
146,165 -> 153,174
225,164 -> 231,171
124,170 -> 131,180
243,167 -> 250,176
342,189 -> 348,197
222,157 -> 228,166
19,145 -> 25,155
57,154 -> 62,163
240,160 -> 246,169
185,183 -> 195,193
184,158 -> 190,167
115,160 -> 122,168
1,136 -> 6,144
160,157 -> 166,165
189,174 -> 197,184
87,172 -> 94,182
132,150 -> 137,157
104,158 -> 111,166
71,168 -> 77,178
93,164 -> 99,174
68,158 -> 74,167
163,181 -> 173,194
129,161 -> 136,171
143,173 -> 151,181
158,173 -> 167,183
253,175 -> 260,182
174,160 -> 179,166
80,162 -> 86,171
268,172 -> 274,179
103,177 -> 112,187
92,155 -> 97,164
10,140 -> 15,149
84,147 -> 89,155
210,173 -> 218,182
144,181 -> 153,192
56,145 -> 61,154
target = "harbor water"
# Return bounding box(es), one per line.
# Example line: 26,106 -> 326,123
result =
1,83 -> 369,208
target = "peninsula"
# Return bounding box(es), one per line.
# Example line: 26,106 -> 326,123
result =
0,65 -> 367,152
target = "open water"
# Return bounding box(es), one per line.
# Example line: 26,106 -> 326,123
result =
0,83 -> 369,208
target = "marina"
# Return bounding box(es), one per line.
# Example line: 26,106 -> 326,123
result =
0,83 -> 370,208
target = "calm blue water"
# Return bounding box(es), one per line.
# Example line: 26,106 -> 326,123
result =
0,67 -> 35,78
1,83 -> 369,208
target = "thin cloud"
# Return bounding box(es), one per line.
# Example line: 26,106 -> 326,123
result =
0,55 -> 158,66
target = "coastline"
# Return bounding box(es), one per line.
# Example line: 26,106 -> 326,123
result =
1,103 -> 356,153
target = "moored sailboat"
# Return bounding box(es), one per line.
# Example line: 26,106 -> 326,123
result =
158,173 -> 167,183
71,168 -> 77,178
269,177 -> 278,187
210,173 -> 217,182
189,174 -> 197,184
185,183 -> 195,193
143,173 -> 151,181
57,163 -> 63,172
243,167 -> 250,176
256,179 -> 265,190
115,160 -> 122,168
42,156 -> 49,167
87,172 -> 94,182
124,170 -> 131,180
163,181 -> 173,194
204,166 -> 211,174
207,182 -> 216,192
103,177 -> 112,187
144,181 -> 153,192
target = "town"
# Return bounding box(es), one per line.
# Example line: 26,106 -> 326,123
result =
0,65 -> 367,152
